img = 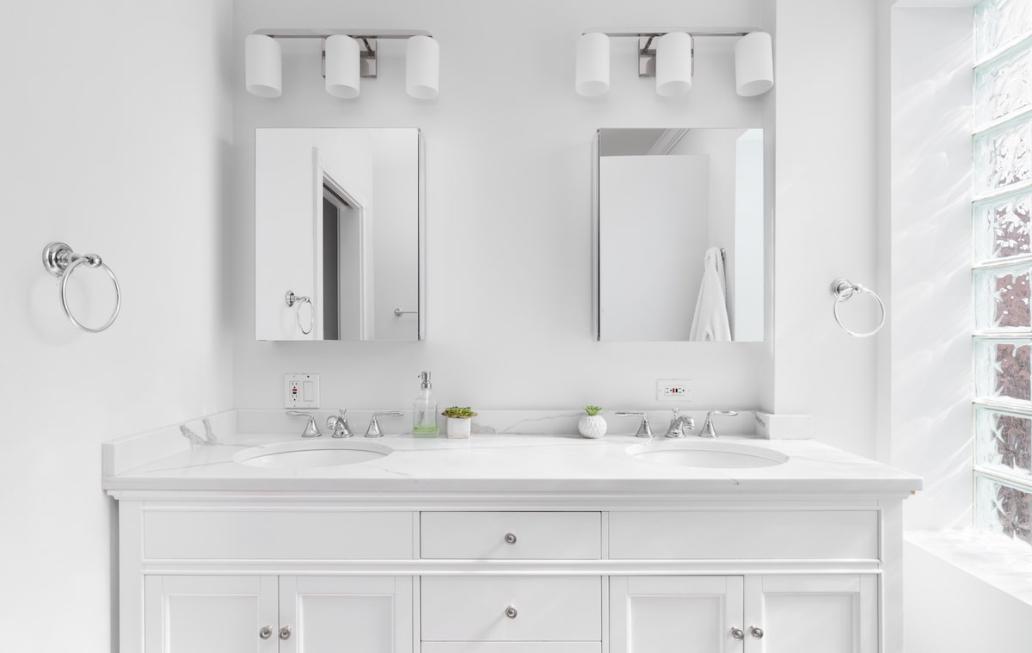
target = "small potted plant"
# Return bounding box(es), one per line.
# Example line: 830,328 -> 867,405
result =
578,405 -> 607,439
442,406 -> 477,439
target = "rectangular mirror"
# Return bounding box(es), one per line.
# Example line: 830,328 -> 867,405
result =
255,128 -> 425,341
594,128 -> 766,342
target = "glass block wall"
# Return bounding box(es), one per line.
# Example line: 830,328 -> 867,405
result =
974,0 -> 1032,547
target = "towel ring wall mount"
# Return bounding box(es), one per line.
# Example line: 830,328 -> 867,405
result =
285,290 -> 314,335
830,278 -> 885,338
41,241 -> 122,333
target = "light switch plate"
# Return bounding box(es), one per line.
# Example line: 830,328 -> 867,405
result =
285,373 -> 320,409
656,379 -> 691,401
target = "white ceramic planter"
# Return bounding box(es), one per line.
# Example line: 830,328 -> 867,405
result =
577,414 -> 607,439
446,417 -> 473,439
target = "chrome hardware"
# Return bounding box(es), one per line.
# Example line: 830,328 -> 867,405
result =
616,411 -> 653,439
749,626 -> 764,639
700,410 -> 738,439
285,290 -> 314,335
504,532 -> 517,544
730,627 -> 745,640
259,626 -> 273,640
393,307 -> 418,317
287,410 -> 322,438
365,411 -> 404,438
830,278 -> 886,338
664,409 -> 696,438
279,625 -> 292,640
327,409 -> 354,438
42,241 -> 122,333
505,606 -> 518,619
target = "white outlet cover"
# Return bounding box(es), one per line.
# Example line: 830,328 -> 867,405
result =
285,373 -> 320,409
656,379 -> 691,401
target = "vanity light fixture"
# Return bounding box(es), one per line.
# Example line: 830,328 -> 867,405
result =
575,28 -> 774,98
244,28 -> 439,100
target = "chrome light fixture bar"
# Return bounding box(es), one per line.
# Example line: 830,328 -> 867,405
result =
253,28 -> 432,79
587,28 -> 755,77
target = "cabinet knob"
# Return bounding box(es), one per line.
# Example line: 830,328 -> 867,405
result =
504,532 -> 518,544
279,625 -> 292,640
730,627 -> 745,640
504,605 -> 518,619
259,626 -> 273,640
750,626 -> 765,639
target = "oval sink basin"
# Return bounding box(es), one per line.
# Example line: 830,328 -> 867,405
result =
234,440 -> 391,470
627,440 -> 788,469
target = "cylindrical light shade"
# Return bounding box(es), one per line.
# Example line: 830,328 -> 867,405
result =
245,34 -> 282,98
734,31 -> 774,96
575,33 -> 610,97
655,32 -> 693,97
325,35 -> 361,98
406,36 -> 439,100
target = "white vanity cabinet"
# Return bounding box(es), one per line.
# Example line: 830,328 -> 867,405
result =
143,575 -> 413,653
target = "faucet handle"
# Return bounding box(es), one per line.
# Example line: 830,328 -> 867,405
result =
616,411 -> 653,439
327,409 -> 354,438
365,411 -> 404,438
700,410 -> 738,439
287,410 -> 322,438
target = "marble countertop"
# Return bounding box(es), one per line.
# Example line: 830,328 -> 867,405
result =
102,424 -> 922,496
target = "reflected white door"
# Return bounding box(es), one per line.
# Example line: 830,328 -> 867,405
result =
743,575 -> 877,653
278,576 -> 413,653
144,576 -> 278,653
611,576 -> 745,653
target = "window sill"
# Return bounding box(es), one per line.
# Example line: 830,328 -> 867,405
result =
906,530 -> 1032,607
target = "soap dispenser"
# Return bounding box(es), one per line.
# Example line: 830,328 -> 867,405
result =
413,370 -> 439,437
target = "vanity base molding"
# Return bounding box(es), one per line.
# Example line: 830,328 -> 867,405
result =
115,496 -> 902,653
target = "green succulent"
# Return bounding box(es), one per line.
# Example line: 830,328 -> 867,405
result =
584,405 -> 603,416
442,406 -> 477,419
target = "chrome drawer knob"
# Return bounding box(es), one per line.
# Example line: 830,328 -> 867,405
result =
750,626 -> 765,639
279,625 -> 292,640
730,627 -> 745,640
505,605 -> 518,619
259,626 -> 273,640
504,532 -> 517,544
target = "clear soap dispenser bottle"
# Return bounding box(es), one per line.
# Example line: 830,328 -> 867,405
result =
413,370 -> 439,437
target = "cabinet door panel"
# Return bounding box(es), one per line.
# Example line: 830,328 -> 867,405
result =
279,576 -> 413,653
611,576 -> 745,653
744,575 -> 877,653
144,576 -> 278,653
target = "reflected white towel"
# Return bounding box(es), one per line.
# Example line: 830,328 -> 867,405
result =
689,247 -> 732,342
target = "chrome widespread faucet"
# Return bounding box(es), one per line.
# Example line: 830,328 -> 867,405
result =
287,410 -> 322,438
616,411 -> 653,439
326,409 -> 354,438
365,411 -> 403,438
699,410 -> 739,439
664,409 -> 696,438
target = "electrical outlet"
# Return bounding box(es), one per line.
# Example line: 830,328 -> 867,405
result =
657,379 -> 691,401
285,373 -> 320,409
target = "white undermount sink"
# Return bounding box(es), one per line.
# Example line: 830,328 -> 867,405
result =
233,440 -> 391,470
627,440 -> 788,469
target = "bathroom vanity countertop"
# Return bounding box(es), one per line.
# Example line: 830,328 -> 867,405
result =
102,432 -> 921,496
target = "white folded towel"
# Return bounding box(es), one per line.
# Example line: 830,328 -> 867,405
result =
689,247 -> 732,342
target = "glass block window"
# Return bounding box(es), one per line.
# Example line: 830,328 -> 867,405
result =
974,0 -> 1032,547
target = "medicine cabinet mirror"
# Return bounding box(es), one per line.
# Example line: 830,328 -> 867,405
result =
255,128 -> 425,341
594,128 -> 766,342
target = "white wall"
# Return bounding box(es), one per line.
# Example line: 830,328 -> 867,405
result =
233,0 -> 776,416
0,1 -> 235,651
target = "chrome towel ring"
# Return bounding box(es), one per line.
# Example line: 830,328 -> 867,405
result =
285,290 -> 313,335
831,278 -> 885,338
42,241 -> 121,333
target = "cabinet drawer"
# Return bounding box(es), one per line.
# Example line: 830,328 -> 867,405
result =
421,577 -> 602,642
423,645 -> 601,653
420,512 -> 601,559
609,510 -> 879,560
142,508 -> 414,560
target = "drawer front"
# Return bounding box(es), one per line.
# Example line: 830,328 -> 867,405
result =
142,508 -> 414,560
609,510 -> 879,560
421,577 -> 602,642
421,512 -> 601,559
422,645 -> 601,653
